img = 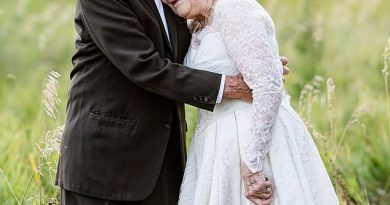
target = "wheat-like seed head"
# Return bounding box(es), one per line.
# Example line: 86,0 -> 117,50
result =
38,71 -> 64,177
327,78 -> 336,110
38,125 -> 64,159
42,71 -> 61,119
298,75 -> 324,114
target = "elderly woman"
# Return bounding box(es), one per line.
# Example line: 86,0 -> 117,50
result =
162,0 -> 339,204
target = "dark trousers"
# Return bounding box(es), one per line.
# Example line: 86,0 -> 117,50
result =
61,117 -> 184,205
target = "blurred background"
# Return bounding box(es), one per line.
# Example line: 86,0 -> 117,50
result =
0,0 -> 389,204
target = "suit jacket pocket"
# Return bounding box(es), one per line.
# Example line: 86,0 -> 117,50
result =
87,111 -> 137,140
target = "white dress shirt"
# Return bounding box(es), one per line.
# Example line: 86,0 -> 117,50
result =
154,0 -> 225,103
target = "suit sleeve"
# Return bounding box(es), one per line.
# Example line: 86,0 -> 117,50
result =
78,0 -> 222,111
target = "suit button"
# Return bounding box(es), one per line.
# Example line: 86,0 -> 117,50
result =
204,97 -> 210,102
192,96 -> 198,101
198,96 -> 204,101
163,124 -> 171,130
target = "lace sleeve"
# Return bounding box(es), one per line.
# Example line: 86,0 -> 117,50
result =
214,0 -> 284,173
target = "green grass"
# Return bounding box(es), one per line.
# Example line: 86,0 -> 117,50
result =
1,0 -> 389,204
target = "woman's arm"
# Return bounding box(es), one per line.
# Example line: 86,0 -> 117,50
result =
216,0 -> 284,173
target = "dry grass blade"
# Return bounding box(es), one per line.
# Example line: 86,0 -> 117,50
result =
383,38 -> 390,124
0,168 -> 21,205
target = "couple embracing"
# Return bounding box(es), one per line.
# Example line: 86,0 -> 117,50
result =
56,0 -> 339,204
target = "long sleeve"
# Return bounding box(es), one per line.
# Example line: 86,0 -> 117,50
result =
77,0 -> 222,111
215,0 -> 284,173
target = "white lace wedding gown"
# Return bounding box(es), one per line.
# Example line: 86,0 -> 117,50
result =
178,0 -> 339,204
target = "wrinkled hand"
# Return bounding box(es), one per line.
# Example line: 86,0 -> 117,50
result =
223,56 -> 290,102
242,164 -> 273,205
223,74 -> 252,102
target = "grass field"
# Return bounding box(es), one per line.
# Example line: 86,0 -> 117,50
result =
0,0 -> 389,204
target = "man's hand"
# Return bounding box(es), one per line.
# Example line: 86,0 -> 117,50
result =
281,56 -> 290,82
242,164 -> 273,205
224,56 -> 290,102
223,74 -> 252,102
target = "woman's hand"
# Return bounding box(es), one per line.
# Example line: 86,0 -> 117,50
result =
242,163 -> 273,205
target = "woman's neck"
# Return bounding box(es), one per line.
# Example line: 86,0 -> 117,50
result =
193,0 -> 216,29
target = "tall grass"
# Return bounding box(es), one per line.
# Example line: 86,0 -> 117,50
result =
262,1 -> 390,203
0,71 -> 63,204
0,0 -> 72,204
1,0 -> 390,204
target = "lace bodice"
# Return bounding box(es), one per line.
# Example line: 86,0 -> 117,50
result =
184,0 -> 284,173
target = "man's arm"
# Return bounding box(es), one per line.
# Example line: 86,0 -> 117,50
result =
78,0 -> 222,111
222,57 -> 290,103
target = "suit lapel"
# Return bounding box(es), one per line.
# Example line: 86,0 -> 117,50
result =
145,0 -> 187,169
163,4 -> 179,60
144,0 -> 173,53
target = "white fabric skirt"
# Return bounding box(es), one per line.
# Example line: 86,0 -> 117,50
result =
178,95 -> 339,205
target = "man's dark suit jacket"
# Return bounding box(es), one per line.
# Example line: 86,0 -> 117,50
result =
55,0 -> 222,201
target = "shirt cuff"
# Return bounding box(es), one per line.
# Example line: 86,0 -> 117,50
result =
216,75 -> 225,103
